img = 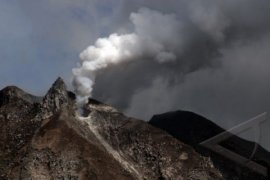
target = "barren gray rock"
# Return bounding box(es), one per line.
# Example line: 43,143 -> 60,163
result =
0,78 -> 222,180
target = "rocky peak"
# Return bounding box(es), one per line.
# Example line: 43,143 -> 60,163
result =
0,86 -> 41,107
42,77 -> 73,116
49,77 -> 66,92
45,77 -> 67,98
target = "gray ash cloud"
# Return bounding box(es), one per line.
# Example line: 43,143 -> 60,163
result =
71,0 -> 270,149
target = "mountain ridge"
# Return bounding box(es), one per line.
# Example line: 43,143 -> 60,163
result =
0,78 -> 222,180
149,110 -> 270,179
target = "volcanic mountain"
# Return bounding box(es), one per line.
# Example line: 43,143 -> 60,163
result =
0,78 -> 222,180
149,111 -> 270,180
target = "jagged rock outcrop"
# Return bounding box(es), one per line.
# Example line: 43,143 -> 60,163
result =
149,110 -> 270,180
41,77 -> 74,117
0,78 -> 222,179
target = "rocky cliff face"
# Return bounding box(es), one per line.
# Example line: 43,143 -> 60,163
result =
0,78 -> 222,180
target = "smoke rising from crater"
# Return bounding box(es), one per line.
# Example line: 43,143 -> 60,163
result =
72,7 -> 206,103
72,1 -> 270,138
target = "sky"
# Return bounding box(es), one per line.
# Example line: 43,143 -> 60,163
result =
1,0 -> 270,150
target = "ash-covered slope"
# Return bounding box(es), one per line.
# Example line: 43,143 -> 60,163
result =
149,110 -> 270,180
0,78 -> 222,180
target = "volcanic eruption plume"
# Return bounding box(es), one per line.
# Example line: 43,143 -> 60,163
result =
72,8 -> 184,104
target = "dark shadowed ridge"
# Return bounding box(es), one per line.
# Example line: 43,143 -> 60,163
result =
149,110 -> 270,179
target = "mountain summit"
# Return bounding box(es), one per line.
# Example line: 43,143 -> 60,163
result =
0,78 -> 222,180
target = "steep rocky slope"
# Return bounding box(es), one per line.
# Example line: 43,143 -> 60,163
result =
149,110 -> 270,180
0,78 -> 222,180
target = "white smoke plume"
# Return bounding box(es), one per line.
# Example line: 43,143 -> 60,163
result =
72,8 -> 183,103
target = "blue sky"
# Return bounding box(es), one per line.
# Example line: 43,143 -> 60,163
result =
0,0 -> 121,95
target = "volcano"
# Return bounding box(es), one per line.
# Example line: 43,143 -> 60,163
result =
0,78 -> 222,180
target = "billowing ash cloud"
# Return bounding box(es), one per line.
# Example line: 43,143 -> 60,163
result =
72,8 -> 185,103
74,2 -> 232,106
72,3 -> 231,104
72,1 -> 270,150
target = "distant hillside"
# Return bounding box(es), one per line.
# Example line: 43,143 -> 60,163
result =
149,110 -> 270,180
